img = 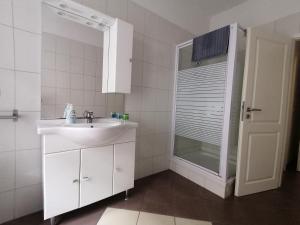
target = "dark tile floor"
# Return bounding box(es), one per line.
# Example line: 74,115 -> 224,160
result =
4,170 -> 300,225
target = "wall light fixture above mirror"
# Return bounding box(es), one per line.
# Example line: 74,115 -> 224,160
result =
43,0 -> 115,31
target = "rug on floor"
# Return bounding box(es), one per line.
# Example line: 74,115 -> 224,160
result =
97,207 -> 212,225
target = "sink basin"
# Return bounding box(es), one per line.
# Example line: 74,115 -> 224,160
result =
37,118 -> 138,147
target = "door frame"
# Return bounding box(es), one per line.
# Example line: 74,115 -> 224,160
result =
282,36 -> 300,179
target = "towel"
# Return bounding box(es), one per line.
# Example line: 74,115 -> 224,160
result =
192,25 -> 230,62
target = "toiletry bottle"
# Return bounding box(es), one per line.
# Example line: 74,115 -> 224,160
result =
64,104 -> 77,124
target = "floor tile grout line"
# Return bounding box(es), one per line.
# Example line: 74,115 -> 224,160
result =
135,211 -> 141,225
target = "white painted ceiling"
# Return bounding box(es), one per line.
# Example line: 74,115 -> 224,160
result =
131,0 -> 248,35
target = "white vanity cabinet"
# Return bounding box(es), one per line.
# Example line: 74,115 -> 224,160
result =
41,127 -> 136,221
102,18 -> 133,93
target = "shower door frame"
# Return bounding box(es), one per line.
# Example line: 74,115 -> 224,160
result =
171,23 -> 239,182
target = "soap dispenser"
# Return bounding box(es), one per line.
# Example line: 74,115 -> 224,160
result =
64,103 -> 76,124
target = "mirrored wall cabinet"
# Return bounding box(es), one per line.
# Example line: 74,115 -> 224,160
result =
102,19 -> 133,93
44,0 -> 133,94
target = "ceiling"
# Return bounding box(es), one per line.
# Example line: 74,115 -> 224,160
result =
131,0 -> 248,35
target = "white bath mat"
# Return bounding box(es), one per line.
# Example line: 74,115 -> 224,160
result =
97,208 -> 212,225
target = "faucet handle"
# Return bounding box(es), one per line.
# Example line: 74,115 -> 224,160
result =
83,110 -> 94,118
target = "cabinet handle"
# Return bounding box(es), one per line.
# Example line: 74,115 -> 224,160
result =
115,167 -> 121,172
73,179 -> 79,183
81,176 -> 90,182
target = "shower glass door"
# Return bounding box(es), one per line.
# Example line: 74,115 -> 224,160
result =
173,43 -> 227,174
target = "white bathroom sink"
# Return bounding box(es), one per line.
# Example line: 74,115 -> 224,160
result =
37,118 -> 138,147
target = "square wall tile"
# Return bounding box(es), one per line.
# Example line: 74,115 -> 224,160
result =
141,87 -> 156,111
42,33 -> 56,52
142,63 -> 157,88
143,37 -> 157,65
56,54 -> 70,72
42,87 -> 55,105
16,71 -> 41,111
15,184 -> 43,218
132,32 -> 144,61
56,88 -> 70,105
124,86 -> 142,112
56,71 -> 70,89
144,10 -> 159,40
15,29 -> 41,73
16,149 -> 42,188
0,151 -> 15,192
0,25 -> 14,70
84,44 -> 97,61
84,76 -> 96,90
139,112 -> 155,135
71,73 -> 84,90
84,60 -> 96,76
13,0 -> 41,33
0,0 -> 12,26
70,40 -> 84,58
16,112 -> 40,150
41,105 -> 55,119
0,115 -> 15,152
55,36 -> 70,55
95,92 -> 106,106
128,1 -> 145,34
137,157 -> 153,178
70,90 -> 84,106
42,51 -> 55,70
98,208 -> 139,225
93,106 -> 106,117
70,57 -> 84,74
83,91 -> 95,106
0,69 -> 14,110
153,155 -> 169,174
0,191 -> 14,224
42,69 -> 56,87
131,60 -> 143,86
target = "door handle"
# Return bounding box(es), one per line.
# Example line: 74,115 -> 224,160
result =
73,179 -> 79,183
247,107 -> 262,112
81,176 -> 90,182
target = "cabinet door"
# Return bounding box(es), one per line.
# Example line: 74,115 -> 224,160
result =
44,150 -> 80,219
113,142 -> 135,194
80,146 -> 113,207
102,18 -> 133,93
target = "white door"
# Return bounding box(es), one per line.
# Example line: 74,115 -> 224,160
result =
113,142 -> 135,194
44,150 -> 80,219
235,27 -> 292,196
80,146 -> 113,207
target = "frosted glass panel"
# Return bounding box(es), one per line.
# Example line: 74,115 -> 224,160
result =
174,59 -> 227,173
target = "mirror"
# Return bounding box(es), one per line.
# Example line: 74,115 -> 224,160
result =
41,2 -> 124,119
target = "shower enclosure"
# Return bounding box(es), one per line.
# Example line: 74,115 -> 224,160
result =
171,24 -> 246,197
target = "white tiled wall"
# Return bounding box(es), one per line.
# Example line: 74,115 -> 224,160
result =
0,0 -> 193,223
0,0 -> 42,224
41,33 -> 124,119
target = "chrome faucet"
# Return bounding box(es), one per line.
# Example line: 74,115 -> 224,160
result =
83,111 -> 94,123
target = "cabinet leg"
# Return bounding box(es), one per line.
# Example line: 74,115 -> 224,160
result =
50,216 -> 57,225
125,189 -> 129,201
